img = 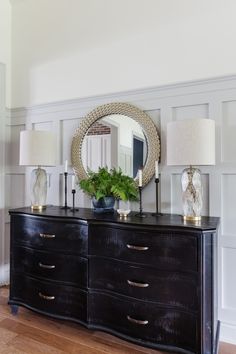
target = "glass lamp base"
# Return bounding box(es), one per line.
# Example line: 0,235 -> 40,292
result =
30,167 -> 47,210
181,166 -> 203,221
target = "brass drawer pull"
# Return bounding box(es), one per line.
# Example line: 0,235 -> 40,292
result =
127,244 -> 149,251
38,262 -> 56,270
39,233 -> 55,239
38,292 -> 55,301
127,280 -> 149,288
127,315 -> 148,325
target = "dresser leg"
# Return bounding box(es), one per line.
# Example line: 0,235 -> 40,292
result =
10,305 -> 19,316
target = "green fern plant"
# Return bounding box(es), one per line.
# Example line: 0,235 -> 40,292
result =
79,167 -> 138,201
110,168 -> 138,201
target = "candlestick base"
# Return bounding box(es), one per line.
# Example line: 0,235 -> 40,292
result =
70,207 -> 79,212
70,189 -> 78,212
61,206 -> 70,210
135,212 -> 147,218
151,212 -> 163,217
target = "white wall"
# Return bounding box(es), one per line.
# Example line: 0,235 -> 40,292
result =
11,0 -> 236,108
0,0 -> 11,107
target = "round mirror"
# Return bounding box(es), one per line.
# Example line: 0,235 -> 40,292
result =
71,102 -> 160,186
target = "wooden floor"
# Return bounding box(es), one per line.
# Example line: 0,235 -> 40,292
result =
0,287 -> 235,354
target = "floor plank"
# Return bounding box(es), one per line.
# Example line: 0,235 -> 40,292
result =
0,327 -> 18,345
219,342 -> 236,354
6,335 -> 66,354
0,287 -> 235,354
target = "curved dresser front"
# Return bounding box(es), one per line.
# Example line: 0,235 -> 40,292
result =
9,206 -> 220,354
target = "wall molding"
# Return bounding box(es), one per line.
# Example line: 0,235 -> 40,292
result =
9,74 -> 236,117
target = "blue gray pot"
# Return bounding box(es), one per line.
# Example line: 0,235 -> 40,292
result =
92,196 -> 115,213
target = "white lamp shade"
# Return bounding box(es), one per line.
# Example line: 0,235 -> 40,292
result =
19,130 -> 56,166
167,119 -> 215,166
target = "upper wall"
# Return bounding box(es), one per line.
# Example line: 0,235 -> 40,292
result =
0,0 -> 11,107
11,0 -> 236,107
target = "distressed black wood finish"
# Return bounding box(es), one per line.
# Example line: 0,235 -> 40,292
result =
89,257 -> 198,311
11,214 -> 88,255
12,246 -> 88,287
9,206 -> 220,354
89,291 -> 197,353
11,274 -> 87,322
89,224 -> 198,272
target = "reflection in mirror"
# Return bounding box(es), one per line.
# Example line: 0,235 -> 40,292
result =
71,102 -> 160,187
81,114 -> 147,178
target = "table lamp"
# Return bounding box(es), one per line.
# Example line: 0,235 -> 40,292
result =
19,130 -> 56,210
167,119 -> 215,221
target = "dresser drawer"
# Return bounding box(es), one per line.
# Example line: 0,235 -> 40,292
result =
10,274 -> 87,322
12,245 -> 87,287
89,291 -> 197,353
11,215 -> 88,256
89,225 -> 198,272
89,257 -> 198,311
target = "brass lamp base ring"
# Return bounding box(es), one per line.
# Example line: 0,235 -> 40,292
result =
183,215 -> 201,222
31,205 -> 47,211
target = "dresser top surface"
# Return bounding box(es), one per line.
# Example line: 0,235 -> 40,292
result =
9,206 -> 220,232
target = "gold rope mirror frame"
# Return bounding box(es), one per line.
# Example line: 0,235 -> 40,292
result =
71,102 -> 161,187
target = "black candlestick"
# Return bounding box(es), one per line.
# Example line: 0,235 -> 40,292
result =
61,172 -> 69,209
152,177 -> 163,216
135,186 -> 147,218
70,189 -> 79,212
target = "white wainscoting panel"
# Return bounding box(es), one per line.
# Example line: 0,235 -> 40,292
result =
4,223 -> 10,266
222,248 -> 236,310
145,109 -> 161,127
33,121 -> 53,131
170,174 -> 182,215
4,226 -> 10,284
5,124 -> 25,167
221,174 -> 236,236
222,100 -> 236,163
60,118 -> 82,166
6,74 -> 236,344
5,174 -> 25,210
4,109 -> 26,284
172,103 -> 209,121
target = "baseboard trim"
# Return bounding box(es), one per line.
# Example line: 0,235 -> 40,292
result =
0,263 -> 9,286
220,322 -> 236,345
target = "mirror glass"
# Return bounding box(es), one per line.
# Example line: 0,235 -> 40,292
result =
81,114 -> 147,178
71,102 -> 160,186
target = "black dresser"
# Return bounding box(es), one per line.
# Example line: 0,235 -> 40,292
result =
9,206 -> 220,354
